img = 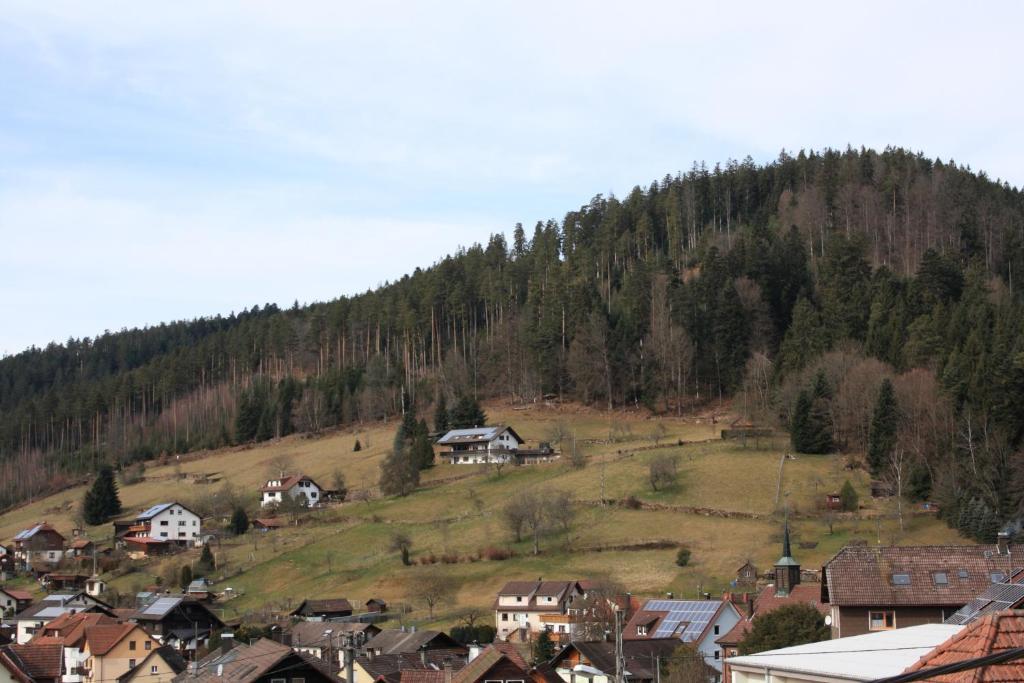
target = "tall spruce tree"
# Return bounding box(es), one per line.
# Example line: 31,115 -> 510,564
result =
791,373 -> 833,454
449,395 -> 486,429
867,379 -> 899,474
434,394 -> 449,433
82,465 -> 122,525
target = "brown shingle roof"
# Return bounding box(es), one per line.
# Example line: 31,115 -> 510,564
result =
291,598 -> 353,616
6,643 -> 63,680
902,609 -> 1024,681
753,583 -> 827,615
453,648 -> 522,683
85,623 -> 140,656
357,650 -> 468,680
365,630 -> 463,655
824,545 -> 1024,607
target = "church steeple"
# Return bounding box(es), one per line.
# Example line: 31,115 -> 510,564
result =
774,518 -> 801,596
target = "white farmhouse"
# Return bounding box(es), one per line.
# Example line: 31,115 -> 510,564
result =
260,474 -> 324,509
132,502 -> 202,545
434,426 -> 525,464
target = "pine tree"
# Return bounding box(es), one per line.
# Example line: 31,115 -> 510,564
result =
434,394 -> 449,433
867,379 -> 899,474
791,373 -> 833,454
790,390 -> 813,454
839,480 -> 858,512
179,564 -> 193,590
533,629 -> 555,664
197,544 -> 215,573
83,465 -> 122,525
449,395 -> 487,429
230,507 -> 249,535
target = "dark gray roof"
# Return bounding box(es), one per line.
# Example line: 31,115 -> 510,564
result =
364,630 -> 463,655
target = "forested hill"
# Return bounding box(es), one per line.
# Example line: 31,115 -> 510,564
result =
3,146 -> 1024,534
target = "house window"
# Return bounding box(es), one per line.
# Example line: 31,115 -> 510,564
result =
637,625 -> 648,636
145,642 -> 152,650
270,678 -> 286,683
501,614 -> 509,621
160,532 -> 168,538
869,611 -> 895,630
714,625 -> 720,635
958,569 -> 970,579
179,521 -> 186,526
891,573 -> 911,586
714,651 -> 720,660
151,666 -> 159,674
160,521 -> 169,526
516,596 -> 523,602
129,659 -> 136,669
129,641 -> 137,650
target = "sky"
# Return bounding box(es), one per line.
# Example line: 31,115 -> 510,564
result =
1,1 -> 1022,355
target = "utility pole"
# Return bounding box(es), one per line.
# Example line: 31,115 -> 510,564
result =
614,608 -> 625,683
324,628 -> 333,673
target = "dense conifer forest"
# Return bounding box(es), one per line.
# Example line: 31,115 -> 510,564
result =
3,146 -> 1024,538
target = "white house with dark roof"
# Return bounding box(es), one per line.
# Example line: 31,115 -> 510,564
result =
125,503 -> 202,547
494,580 -> 584,641
259,474 -> 323,508
623,598 -> 742,675
435,427 -> 525,464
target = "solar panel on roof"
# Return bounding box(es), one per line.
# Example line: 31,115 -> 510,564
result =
645,600 -> 721,641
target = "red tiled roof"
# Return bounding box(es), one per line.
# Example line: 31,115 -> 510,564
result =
1,589 -> 32,601
824,545 -> 1024,607
7,642 -> 63,679
253,518 -> 284,528
902,609 -> 1024,681
86,623 -> 139,656
69,539 -> 93,550
753,583 -> 827,615
716,618 -> 752,646
32,612 -> 118,647
397,671 -> 447,683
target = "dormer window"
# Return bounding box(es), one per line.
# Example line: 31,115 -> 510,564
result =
637,625 -> 647,636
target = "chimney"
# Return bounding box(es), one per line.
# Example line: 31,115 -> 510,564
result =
666,592 -> 674,600
222,632 -> 235,652
216,664 -> 224,677
420,648 -> 427,666
468,643 -> 482,662
998,530 -> 1011,555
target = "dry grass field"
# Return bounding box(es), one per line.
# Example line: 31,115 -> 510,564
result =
0,402 -> 965,628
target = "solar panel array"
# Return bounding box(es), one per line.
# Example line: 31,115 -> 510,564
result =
139,596 -> 182,617
645,600 -> 721,641
945,577 -> 1024,625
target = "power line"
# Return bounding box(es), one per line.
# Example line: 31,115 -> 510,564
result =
871,646 -> 1024,683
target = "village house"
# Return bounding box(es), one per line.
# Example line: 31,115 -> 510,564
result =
286,622 -> 380,667
251,519 -> 284,532
121,504 -> 202,549
290,598 -> 353,621
29,611 -> 120,683
0,589 -> 32,618
12,524 -> 66,572
13,594 -> 114,645
64,541 -> 94,561
494,581 -> 584,642
821,539 -> 1024,638
726,622 -> 962,683
623,597 -> 742,678
365,598 -> 388,614
734,562 -> 758,589
718,525 -> 828,679
117,645 -> 187,683
128,596 -> 224,656
78,622 -> 161,683
173,637 -> 336,683
0,642 -> 64,683
351,647 -> 468,683
550,639 -> 682,683
901,609 -> 1024,681
434,427 -> 525,464
363,630 -> 464,657
260,475 -> 324,509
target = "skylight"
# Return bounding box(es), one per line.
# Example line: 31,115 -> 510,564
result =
958,569 -> 970,579
892,573 -> 911,586
991,571 -> 1007,583
933,572 -> 949,586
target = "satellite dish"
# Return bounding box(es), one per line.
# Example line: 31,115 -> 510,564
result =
824,614 -> 833,626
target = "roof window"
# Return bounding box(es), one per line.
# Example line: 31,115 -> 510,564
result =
932,572 -> 949,586
958,569 -> 970,579
991,571 -> 1007,583
891,573 -> 911,586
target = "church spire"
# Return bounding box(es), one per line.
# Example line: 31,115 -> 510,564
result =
774,516 -> 801,596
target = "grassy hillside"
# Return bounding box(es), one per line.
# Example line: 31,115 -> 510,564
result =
0,403 -> 965,628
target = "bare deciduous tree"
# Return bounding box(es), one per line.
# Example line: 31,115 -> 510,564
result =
649,454 -> 681,492
405,570 -> 454,619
